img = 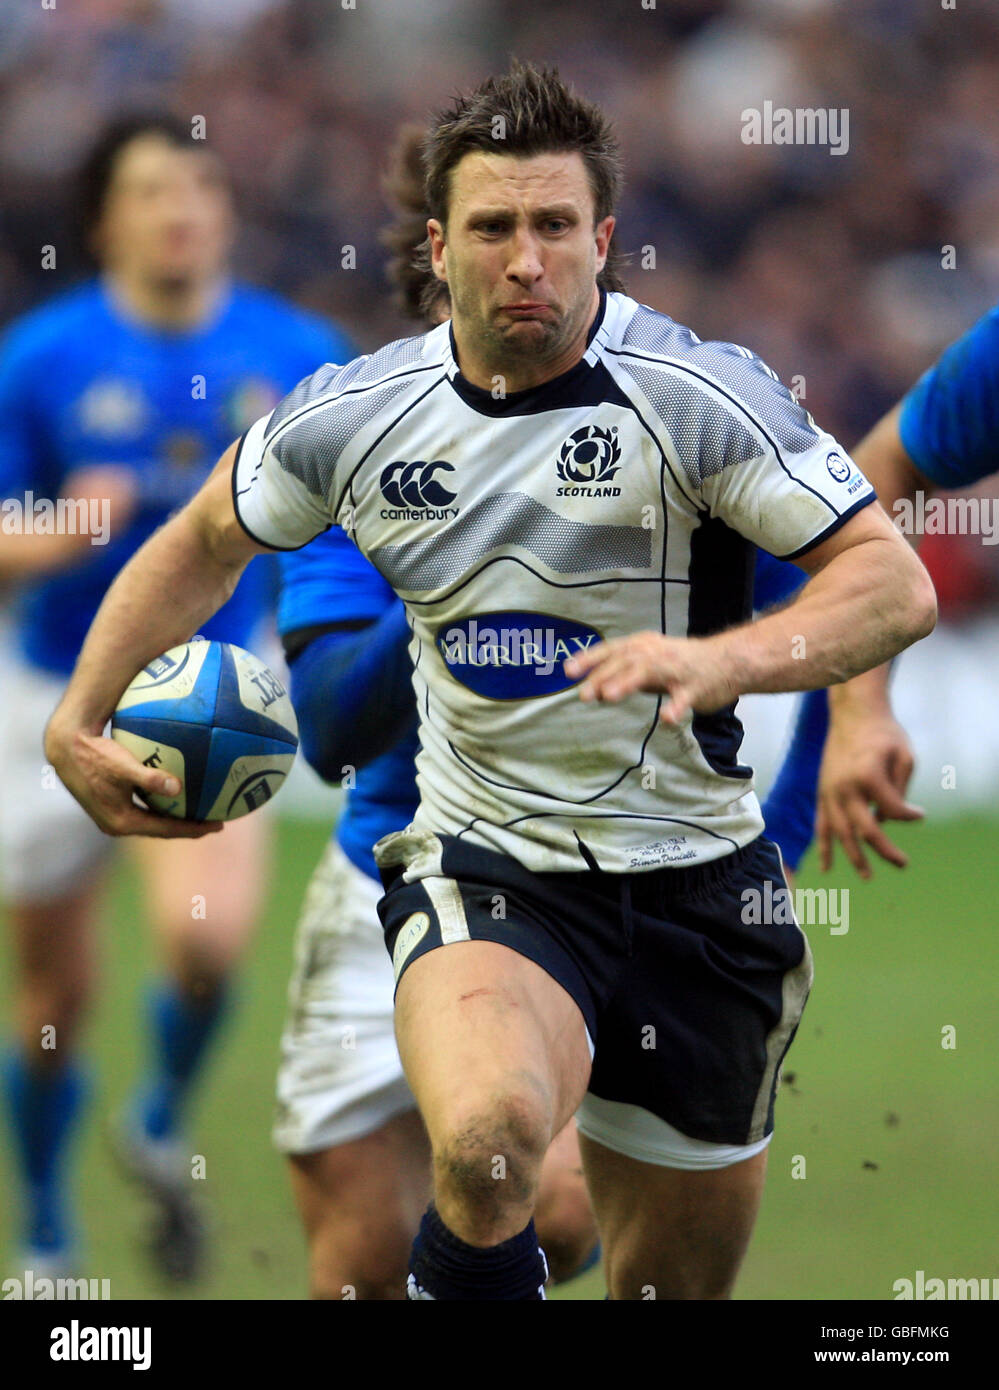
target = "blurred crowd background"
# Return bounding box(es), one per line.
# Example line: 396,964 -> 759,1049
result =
2,0 -> 998,803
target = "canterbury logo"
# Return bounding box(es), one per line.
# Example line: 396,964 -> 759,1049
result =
379,460 -> 457,509
555,426 -> 621,485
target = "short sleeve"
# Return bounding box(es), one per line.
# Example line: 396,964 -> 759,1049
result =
690,345 -> 877,560
230,362 -> 351,551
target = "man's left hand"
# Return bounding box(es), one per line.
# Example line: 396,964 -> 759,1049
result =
564,632 -> 738,726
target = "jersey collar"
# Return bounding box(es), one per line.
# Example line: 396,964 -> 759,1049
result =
444,288 -> 609,417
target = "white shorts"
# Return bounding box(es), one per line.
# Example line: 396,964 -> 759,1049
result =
272,839 -> 415,1154
0,656 -> 112,902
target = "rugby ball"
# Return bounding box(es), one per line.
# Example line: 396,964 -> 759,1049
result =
111,639 -> 298,821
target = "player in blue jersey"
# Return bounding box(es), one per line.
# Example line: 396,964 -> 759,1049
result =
269,128 -> 823,1299
817,304 -> 999,877
43,67 -> 936,1300
0,114 -> 351,1283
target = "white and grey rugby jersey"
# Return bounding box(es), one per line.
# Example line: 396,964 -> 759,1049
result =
233,291 -> 876,874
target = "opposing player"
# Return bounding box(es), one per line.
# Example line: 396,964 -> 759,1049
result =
818,305 -> 999,877
43,65 -> 936,1299
0,115 -> 351,1281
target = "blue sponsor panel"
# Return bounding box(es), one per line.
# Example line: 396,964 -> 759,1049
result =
436,610 -> 603,700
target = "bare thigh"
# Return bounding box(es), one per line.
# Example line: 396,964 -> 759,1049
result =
394,940 -> 591,1245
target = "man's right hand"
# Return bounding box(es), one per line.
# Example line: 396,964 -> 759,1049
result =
816,704 -> 923,879
44,714 -> 224,840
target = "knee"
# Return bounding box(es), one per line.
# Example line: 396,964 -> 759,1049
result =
169,938 -> 234,1001
534,1169 -> 598,1284
21,969 -> 94,1047
433,1093 -> 550,1222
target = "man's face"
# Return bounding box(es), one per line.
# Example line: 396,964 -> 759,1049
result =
93,134 -> 233,287
428,150 -> 614,379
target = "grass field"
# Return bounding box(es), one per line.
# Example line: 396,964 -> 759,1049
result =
1,812 -> 996,1301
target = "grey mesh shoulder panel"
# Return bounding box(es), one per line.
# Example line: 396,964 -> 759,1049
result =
265,331 -> 438,501
370,492 -> 652,593
615,305 -> 819,488
265,331 -> 429,440
271,377 -> 414,501
621,303 -> 702,357
352,333 -> 426,383
617,363 -> 761,491
265,362 -> 350,438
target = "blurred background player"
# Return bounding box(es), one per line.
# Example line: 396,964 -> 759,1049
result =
818,303 -> 999,878
0,113 -> 351,1282
269,125 -> 828,1298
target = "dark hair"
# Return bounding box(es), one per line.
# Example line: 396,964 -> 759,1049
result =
380,123 -> 451,324
422,60 -> 627,294
76,113 -> 209,255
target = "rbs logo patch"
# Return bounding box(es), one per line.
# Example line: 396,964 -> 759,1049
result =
436,611 -> 603,699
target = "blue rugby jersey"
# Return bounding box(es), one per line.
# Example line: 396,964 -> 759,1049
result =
899,304 -> 999,490
0,277 -> 352,675
278,525 -> 418,882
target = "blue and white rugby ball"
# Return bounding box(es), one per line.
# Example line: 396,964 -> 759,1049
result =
111,639 -> 298,821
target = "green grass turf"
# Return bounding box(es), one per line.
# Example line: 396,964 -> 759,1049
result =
1,813 -> 996,1300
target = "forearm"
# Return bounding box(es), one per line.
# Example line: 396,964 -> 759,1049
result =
825,406 -> 929,714
48,509 -> 245,733
714,537 -> 932,697
0,531 -> 92,578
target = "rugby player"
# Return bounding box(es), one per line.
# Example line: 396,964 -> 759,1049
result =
0,115 -> 351,1281
272,126 -> 825,1299
818,304 -> 999,877
43,65 -> 937,1299
272,128 -> 603,1298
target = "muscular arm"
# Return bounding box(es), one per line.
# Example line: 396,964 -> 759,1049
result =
816,405 -> 937,876
44,440 -> 272,837
716,504 -> 934,696
826,404 -> 928,716
567,503 -> 936,718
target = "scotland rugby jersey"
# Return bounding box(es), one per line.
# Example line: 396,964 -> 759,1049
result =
233,290 -> 876,874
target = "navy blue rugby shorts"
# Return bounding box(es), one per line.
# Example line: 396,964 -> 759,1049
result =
377,833 -> 812,1147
